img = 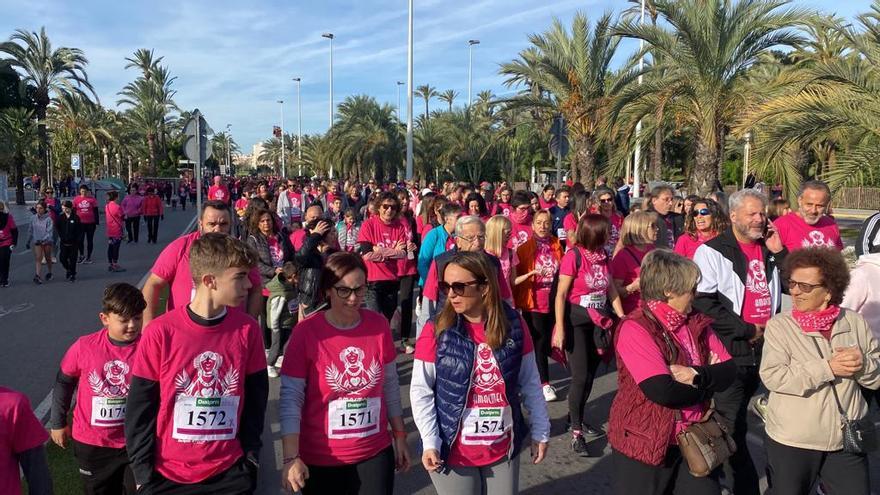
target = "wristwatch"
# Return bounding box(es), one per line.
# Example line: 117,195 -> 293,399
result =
691,367 -> 702,388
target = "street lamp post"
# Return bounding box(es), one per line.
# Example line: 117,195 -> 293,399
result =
278,100 -> 286,178
406,0 -> 414,180
396,81 -> 405,124
467,39 -> 480,107
322,32 -> 335,178
293,77 -> 303,176
226,124 -> 232,176
742,132 -> 752,188
632,0 -> 646,198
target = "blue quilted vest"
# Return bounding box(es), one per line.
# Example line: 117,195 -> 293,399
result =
433,302 -> 528,462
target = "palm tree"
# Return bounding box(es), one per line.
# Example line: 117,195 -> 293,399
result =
49,92 -> 113,177
0,27 -> 95,177
332,95 -> 402,182
0,107 -> 38,204
259,137 -> 283,173
438,89 -> 459,111
415,85 -> 438,120
613,0 -> 808,195
500,12 -> 620,185
124,49 -> 163,80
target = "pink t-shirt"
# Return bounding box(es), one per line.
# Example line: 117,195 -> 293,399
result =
105,202 -> 124,239
415,319 -> 534,467
739,241 -> 772,325
267,236 -> 284,267
674,233 -> 716,260
357,216 -> 408,282
563,212 -> 578,237
496,203 -> 511,217
207,185 -> 230,203
616,320 -> 731,440
60,328 -> 138,448
131,307 -> 266,484
496,248 -> 518,293
0,215 -> 16,248
150,231 -> 262,312
510,222 -> 533,251
773,212 -> 843,252
399,220 -> 418,277
289,229 -> 306,251
423,254 -> 514,302
538,197 -> 556,210
559,247 -> 610,308
74,195 -> 99,224
610,246 -> 654,314
532,238 -> 559,313
0,387 -> 48,495
280,310 -> 395,466
605,213 -> 624,255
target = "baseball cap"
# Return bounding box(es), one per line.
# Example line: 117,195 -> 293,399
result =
421,188 -> 433,196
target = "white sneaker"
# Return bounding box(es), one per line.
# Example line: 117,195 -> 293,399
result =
405,344 -> 415,354
274,356 -> 284,368
542,384 -> 558,402
267,366 -> 279,378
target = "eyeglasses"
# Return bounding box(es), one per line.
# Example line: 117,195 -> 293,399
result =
788,279 -> 825,293
515,205 -> 530,212
458,234 -> 486,243
380,203 -> 399,211
439,279 -> 486,296
332,285 -> 367,298
695,208 -> 711,217
598,197 -> 613,204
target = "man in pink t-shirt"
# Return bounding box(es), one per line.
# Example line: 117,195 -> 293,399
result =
126,233 -> 267,491
207,176 -> 231,204
141,200 -> 262,325
773,180 -> 843,252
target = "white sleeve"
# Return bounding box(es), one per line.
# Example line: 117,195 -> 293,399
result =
693,244 -> 718,293
518,351 -> 551,442
409,358 -> 441,452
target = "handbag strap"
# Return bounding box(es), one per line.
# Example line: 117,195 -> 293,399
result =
809,338 -> 850,421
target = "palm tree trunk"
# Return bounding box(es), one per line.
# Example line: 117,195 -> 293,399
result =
14,152 -> 25,205
424,98 -> 429,120
147,133 -> 157,176
36,100 -> 49,190
576,136 -> 597,188
650,127 -> 662,181
692,134 -> 720,196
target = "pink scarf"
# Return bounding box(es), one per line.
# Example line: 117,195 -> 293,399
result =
581,247 -> 606,265
511,208 -> 531,225
646,300 -> 688,333
792,305 -> 840,339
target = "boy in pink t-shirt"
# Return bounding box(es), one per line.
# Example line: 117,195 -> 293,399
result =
49,283 -> 146,494
126,234 -> 268,491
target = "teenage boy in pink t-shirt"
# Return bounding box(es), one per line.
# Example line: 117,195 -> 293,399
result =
126,233 -> 268,492
49,283 -> 147,494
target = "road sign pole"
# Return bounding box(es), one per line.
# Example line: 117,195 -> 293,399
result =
196,111 -> 202,215
556,147 -> 562,189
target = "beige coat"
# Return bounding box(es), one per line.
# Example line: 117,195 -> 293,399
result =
760,308 -> 880,451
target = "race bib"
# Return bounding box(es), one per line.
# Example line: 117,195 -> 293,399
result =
578,293 -> 607,309
172,395 -> 239,441
460,406 -> 512,446
328,397 -> 381,439
557,228 -> 566,240
91,397 -> 126,427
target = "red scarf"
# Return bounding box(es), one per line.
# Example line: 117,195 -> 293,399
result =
646,300 -> 687,332
580,247 -> 606,265
792,305 -> 840,340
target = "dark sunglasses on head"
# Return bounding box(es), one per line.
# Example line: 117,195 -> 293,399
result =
439,279 -> 486,296
695,208 -> 711,216
333,285 -> 367,298
788,280 -> 824,293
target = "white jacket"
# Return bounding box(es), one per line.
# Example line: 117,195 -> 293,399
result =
842,253 -> 880,341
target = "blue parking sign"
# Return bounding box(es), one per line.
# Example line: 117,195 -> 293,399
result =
71,154 -> 81,170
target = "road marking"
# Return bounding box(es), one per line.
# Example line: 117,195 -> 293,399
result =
32,213 -> 197,423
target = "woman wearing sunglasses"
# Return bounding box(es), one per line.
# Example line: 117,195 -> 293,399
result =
410,251 -> 550,495
592,187 -> 625,256
674,199 -> 729,260
280,252 -> 411,495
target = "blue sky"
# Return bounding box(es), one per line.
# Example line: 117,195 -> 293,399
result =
0,0 -> 871,153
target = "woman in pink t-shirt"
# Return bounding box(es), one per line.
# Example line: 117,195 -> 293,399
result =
280,252 -> 410,494
485,215 -> 517,295
105,191 -> 126,272
494,186 -> 512,217
611,211 -> 659,314
609,249 -> 735,494
592,187 -> 625,256
674,198 -> 728,260
552,214 -> 625,454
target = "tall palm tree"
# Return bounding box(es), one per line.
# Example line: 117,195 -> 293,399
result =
124,48 -> 163,80
438,89 -> 459,111
613,0 -> 808,195
500,12 -> 620,185
415,85 -> 438,120
332,95 -> 402,182
0,107 -> 38,204
0,27 -> 96,177
259,137 -> 283,174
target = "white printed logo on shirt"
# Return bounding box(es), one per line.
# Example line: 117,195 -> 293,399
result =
172,351 -> 241,441
88,360 -> 131,427
473,344 -> 503,391
802,230 -> 834,248
746,259 -> 770,296
324,346 -> 382,395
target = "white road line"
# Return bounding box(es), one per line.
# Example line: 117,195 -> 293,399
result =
32,213 -> 197,423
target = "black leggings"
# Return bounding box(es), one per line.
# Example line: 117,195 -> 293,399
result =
365,280 -> 401,321
60,244 -> 77,278
398,274 -> 417,341
612,448 -> 721,495
765,436 -> 869,495
524,311 -> 553,384
145,215 -> 160,243
73,439 -> 136,495
303,446 -> 394,495
565,304 -> 601,430
108,237 -> 121,264
0,245 -> 10,284
79,223 -> 96,259
125,216 -> 140,242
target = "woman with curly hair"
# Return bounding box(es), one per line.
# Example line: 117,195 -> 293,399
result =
674,198 -> 730,259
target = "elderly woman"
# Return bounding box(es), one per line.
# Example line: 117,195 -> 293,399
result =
410,251 -> 549,495
761,248 -> 880,495
674,198 -> 729,260
609,249 -> 736,494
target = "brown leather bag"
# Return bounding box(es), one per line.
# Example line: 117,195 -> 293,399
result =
675,408 -> 737,477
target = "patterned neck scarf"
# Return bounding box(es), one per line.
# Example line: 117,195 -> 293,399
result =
646,300 -> 687,333
581,247 -> 606,265
792,305 -> 840,337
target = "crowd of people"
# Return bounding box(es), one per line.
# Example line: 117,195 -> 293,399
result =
3,173 -> 880,495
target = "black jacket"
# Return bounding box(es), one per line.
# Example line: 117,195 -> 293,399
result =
692,228 -> 787,366
653,212 -> 684,249
56,212 -> 82,245
294,231 -> 336,312
246,231 -> 293,286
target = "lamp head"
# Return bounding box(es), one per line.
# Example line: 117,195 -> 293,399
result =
468,39 -> 480,46
322,33 -> 334,39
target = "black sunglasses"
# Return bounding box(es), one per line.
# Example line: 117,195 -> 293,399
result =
695,208 -> 711,216
333,285 -> 367,298
788,280 -> 824,293
380,203 -> 399,211
439,279 -> 486,296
